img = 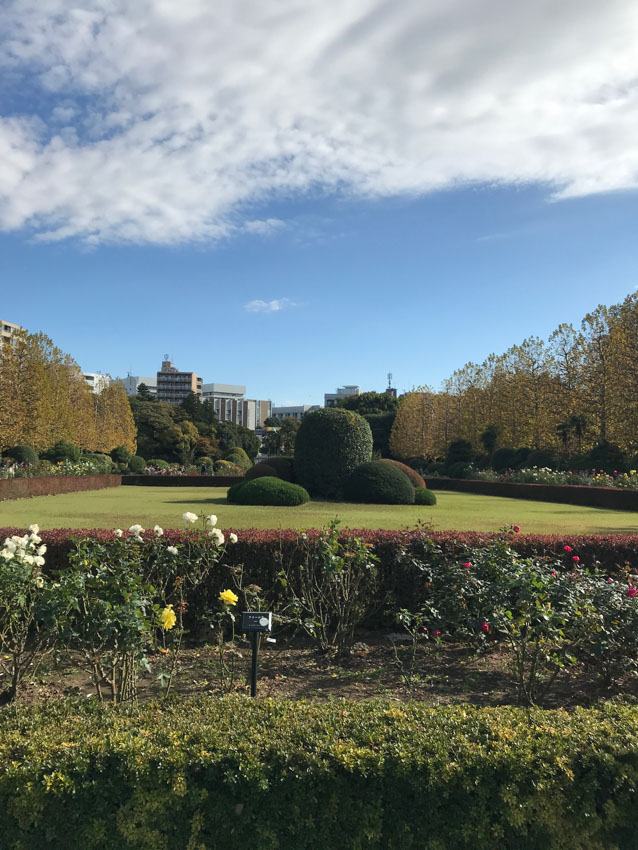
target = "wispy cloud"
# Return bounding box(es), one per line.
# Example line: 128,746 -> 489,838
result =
1,0 -> 638,245
244,298 -> 298,313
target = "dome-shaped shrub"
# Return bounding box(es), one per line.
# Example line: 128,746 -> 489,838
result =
225,447 -> 251,469
234,477 -> 310,506
414,488 -> 437,506
492,447 -> 517,472
227,481 -> 248,503
43,440 -> 81,463
244,462 -> 277,481
128,455 -> 146,474
265,456 -> 295,482
380,458 -> 425,488
7,445 -> 38,464
294,408 -> 373,498
344,461 -> 415,505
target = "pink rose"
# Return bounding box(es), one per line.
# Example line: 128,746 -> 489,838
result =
572,556 -> 580,564
462,562 -> 472,569
563,545 -> 572,553
513,525 -> 520,533
432,629 -> 441,637
551,572 -> 557,578
627,586 -> 638,598
480,621 -> 489,634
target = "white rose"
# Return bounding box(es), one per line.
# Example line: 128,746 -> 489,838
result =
37,545 -> 47,556
208,529 -> 225,545
154,525 -> 164,537
29,533 -> 41,545
34,556 -> 45,567
4,539 -> 16,554
167,546 -> 178,555
0,549 -> 13,560
114,529 -> 123,538
28,524 -> 40,535
229,533 -> 238,544
205,514 -> 217,527
128,524 -> 144,535
22,554 -> 34,565
35,576 -> 45,588
182,512 -> 198,525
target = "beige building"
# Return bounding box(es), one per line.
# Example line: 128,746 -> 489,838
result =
202,383 -> 271,428
156,358 -> 202,404
0,320 -> 22,350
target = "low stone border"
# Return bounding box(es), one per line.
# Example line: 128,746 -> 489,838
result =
0,474 -> 122,502
427,476 -> 638,510
122,474 -> 241,487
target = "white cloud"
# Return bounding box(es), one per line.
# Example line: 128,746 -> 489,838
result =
1,0 -> 638,244
244,298 -> 298,313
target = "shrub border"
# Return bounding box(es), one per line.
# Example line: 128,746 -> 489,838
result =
122,474 -> 242,487
0,474 -> 122,502
429,476 -> 638,510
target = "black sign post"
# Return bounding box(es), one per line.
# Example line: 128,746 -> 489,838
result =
241,612 -> 272,697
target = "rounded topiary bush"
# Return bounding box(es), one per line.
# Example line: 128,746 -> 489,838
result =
526,449 -> 560,469
225,448 -> 251,470
414,488 -> 437,506
448,461 -> 472,479
43,440 -> 81,463
244,462 -> 277,481
148,458 -> 169,469
7,445 -> 38,464
264,456 -> 295,482
294,408 -> 373,498
128,455 -> 146,474
226,481 -> 247,503
492,447 -> 517,472
110,445 -> 132,464
344,461 -> 415,505
381,459 -> 426,488
234,477 -> 310,506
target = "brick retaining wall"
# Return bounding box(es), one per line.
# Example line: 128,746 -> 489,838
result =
122,475 -> 241,487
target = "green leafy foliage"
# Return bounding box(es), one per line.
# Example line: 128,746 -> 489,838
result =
127,455 -> 146,474
110,445 -> 132,464
42,440 -> 81,463
224,447 -> 251,469
243,462 -> 277,480
226,481 -> 247,503
492,446 -> 517,471
6,445 -> 38,464
1,698 -> 638,849
294,408 -> 373,498
414,488 -> 437,505
344,460 -> 415,504
234,477 -> 310,506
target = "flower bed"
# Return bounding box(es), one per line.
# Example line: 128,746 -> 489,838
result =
428,476 -> 638,510
1,697 -> 637,849
0,474 -> 122,502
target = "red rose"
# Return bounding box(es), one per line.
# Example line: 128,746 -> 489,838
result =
462,562 -> 471,569
572,556 -> 580,563
480,621 -> 490,633
513,525 -> 520,533
563,545 -> 572,553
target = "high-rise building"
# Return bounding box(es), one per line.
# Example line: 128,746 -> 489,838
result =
156,358 -> 202,404
202,383 -> 271,429
324,385 -> 361,407
0,320 -> 22,350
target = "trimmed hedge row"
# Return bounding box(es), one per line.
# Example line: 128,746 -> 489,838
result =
122,475 -> 243,487
1,697 -> 637,849
0,474 -> 122,502
429,476 -> 638,510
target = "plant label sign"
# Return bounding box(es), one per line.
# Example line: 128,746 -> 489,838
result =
241,611 -> 272,633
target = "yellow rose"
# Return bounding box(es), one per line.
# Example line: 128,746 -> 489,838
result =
219,589 -> 238,606
159,605 -> 177,631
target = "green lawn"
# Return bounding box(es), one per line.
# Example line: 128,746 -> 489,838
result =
0,485 -> 637,534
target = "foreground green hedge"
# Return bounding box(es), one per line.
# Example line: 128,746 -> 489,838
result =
1,697 -> 637,849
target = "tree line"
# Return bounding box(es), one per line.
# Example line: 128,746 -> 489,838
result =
0,329 -> 136,456
390,291 -> 638,460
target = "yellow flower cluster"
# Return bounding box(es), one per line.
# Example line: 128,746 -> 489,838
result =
219,589 -> 238,606
159,605 -> 177,631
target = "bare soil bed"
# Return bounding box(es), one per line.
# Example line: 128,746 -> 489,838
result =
14,633 -> 638,709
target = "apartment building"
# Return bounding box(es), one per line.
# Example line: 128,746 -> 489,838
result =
202,383 -> 271,428
324,385 -> 361,407
0,320 -> 22,350
271,404 -> 320,421
156,358 -> 202,404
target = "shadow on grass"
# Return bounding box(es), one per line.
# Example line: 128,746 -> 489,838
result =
165,497 -> 229,505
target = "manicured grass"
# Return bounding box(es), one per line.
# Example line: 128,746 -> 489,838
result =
1,485 -> 637,533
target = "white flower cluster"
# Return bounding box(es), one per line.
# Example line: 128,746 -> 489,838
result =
0,523 -> 47,571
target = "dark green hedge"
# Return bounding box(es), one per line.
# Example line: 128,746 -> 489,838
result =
294,408 -> 373,498
234,477 -> 310,506
1,697 -> 637,849
414,488 -> 437,505
344,461 -> 415,504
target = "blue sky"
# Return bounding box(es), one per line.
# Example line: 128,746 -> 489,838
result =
1,1 -> 637,406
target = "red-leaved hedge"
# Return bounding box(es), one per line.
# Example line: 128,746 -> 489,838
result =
0,475 -> 121,502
